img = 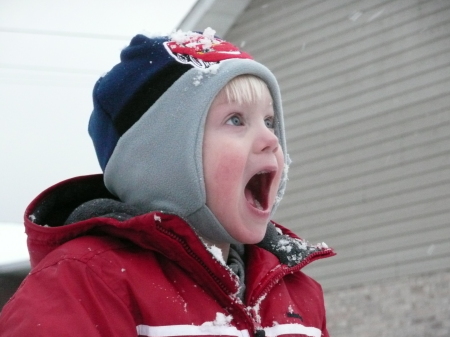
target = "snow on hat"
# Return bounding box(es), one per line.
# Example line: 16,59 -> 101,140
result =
89,28 -> 289,244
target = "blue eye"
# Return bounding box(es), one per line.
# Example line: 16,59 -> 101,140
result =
227,115 -> 242,126
265,117 -> 274,129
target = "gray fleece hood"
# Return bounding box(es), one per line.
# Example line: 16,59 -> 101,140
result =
90,29 -> 290,244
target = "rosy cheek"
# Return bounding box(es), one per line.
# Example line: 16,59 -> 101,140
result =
212,155 -> 242,183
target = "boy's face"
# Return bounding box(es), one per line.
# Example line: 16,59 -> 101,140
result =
203,85 -> 284,244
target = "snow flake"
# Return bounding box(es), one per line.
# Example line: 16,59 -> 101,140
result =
202,312 -> 233,327
204,63 -> 220,74
269,233 -> 328,267
192,64 -> 220,86
170,29 -> 192,44
368,9 -> 384,22
29,214 -> 36,222
277,239 -> 293,253
203,27 -> 216,40
349,11 -> 363,22
274,195 -> 282,206
206,245 -> 226,265
121,268 -> 126,272
316,242 -> 328,249
154,214 -> 161,222
288,304 -> 294,314
283,161 -> 290,177
170,27 -> 218,53
275,238 -> 307,256
193,72 -> 204,86
198,37 -> 213,51
247,293 -> 267,325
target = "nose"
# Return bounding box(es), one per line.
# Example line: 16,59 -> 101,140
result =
254,124 -> 279,153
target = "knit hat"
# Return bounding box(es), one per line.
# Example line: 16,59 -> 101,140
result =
89,28 -> 289,244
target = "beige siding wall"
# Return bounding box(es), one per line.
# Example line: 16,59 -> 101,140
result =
225,0 -> 450,291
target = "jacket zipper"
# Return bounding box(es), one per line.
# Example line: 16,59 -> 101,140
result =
156,223 -> 333,336
156,223 -> 233,294
156,224 -> 261,333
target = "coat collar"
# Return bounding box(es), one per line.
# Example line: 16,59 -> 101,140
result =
24,174 -> 335,304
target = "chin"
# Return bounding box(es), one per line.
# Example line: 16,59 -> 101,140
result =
232,225 -> 268,244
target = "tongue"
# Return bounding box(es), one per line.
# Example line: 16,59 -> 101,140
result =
245,188 -> 264,210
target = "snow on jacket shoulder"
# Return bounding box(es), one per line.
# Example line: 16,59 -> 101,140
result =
0,175 -> 335,337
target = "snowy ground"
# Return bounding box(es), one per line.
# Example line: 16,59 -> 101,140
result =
0,223 -> 29,273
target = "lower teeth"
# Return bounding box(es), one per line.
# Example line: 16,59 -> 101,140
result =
254,199 -> 263,210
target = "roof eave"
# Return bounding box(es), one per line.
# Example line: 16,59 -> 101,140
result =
177,0 -> 251,37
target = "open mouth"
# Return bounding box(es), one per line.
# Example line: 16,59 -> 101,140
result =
244,171 -> 275,211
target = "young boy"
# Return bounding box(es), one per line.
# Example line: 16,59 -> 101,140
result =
0,28 -> 334,336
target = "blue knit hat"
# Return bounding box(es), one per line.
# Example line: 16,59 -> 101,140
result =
89,29 -> 252,170
89,28 -> 289,244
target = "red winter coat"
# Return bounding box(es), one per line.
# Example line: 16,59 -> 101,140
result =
0,175 -> 335,337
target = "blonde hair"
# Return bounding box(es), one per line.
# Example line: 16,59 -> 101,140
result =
223,75 -> 271,105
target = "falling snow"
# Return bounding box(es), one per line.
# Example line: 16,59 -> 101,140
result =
349,11 -> 363,22
368,9 -> 385,22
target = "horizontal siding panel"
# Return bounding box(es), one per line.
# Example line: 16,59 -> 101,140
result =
288,98 -> 450,160
287,94 -> 450,152
287,152 -> 450,206
283,179 -> 450,226
242,0 -> 326,24
286,76 -> 450,137
280,194 -> 450,240
308,238 -> 450,278
283,46 -> 450,116
227,0 -> 450,289
319,211 -> 450,250
285,62 -> 450,131
230,0 -> 352,43
265,3 -> 450,72
289,146 -> 449,190
234,0 -> 409,60
284,166 -> 450,217
282,40 -> 450,105
307,253 -> 450,290
327,223 -> 450,262
287,133 -> 450,188
305,229 -> 450,288
253,0 -> 421,55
